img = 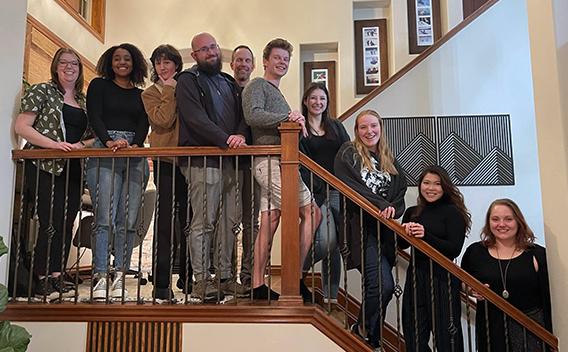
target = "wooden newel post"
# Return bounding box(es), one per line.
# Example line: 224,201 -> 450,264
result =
278,122 -> 303,305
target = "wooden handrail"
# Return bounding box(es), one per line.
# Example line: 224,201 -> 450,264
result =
299,153 -> 558,350
11,145 -> 281,160
338,0 -> 500,122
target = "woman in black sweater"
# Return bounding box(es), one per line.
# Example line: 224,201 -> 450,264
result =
401,165 -> 469,351
85,43 -> 149,300
299,82 -> 350,303
334,109 -> 407,349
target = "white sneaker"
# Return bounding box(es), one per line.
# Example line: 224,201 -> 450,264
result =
93,274 -> 108,300
111,272 -> 128,298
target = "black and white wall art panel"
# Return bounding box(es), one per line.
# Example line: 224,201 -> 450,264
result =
383,114 -> 514,186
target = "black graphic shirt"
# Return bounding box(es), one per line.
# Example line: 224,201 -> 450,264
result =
360,157 -> 391,198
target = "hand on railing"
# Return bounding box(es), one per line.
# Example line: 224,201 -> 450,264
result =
287,110 -> 308,137
467,283 -> 491,301
105,139 -> 129,152
379,206 -> 396,219
226,134 -> 247,149
402,222 -> 425,238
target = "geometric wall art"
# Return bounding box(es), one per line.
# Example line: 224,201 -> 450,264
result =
383,114 -> 514,186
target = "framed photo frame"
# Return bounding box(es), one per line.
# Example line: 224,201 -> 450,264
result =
407,0 -> 442,54
354,19 -> 389,95
303,61 -> 337,117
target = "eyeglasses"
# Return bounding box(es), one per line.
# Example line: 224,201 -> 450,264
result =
193,43 -> 219,54
58,60 -> 79,67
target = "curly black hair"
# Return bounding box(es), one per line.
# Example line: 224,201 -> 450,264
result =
96,43 -> 148,87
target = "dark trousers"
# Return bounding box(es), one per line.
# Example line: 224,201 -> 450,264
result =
25,160 -> 82,277
152,161 -> 192,289
360,233 -> 395,348
402,265 -> 464,352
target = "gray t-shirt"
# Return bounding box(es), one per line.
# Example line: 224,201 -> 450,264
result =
242,77 -> 289,145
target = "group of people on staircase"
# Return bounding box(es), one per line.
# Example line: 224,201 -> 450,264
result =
15,31 -> 552,351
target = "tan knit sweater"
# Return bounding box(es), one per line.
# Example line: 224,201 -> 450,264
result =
141,83 -> 179,162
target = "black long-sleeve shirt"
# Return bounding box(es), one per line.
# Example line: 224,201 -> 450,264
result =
401,200 -> 466,272
86,77 -> 149,146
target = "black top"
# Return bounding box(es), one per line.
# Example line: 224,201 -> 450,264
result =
401,200 -> 466,273
299,119 -> 350,206
334,142 -> 407,269
86,77 -> 149,146
62,103 -> 87,144
461,242 -> 553,351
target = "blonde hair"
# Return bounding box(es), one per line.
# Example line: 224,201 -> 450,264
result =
352,109 -> 398,174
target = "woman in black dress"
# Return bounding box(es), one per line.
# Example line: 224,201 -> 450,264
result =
461,198 -> 553,351
401,165 -> 469,351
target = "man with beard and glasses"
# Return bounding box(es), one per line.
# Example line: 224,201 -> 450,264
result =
176,32 -> 250,301
229,45 -> 259,288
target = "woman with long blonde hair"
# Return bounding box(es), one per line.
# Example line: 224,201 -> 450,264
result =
334,109 -> 407,348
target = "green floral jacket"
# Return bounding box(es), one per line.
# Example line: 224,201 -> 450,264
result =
20,81 -> 87,175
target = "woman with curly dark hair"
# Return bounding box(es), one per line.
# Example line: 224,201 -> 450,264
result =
462,199 -> 552,351
85,43 -> 149,300
401,165 -> 469,351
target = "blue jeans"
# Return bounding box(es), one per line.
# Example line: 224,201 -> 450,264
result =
303,191 -> 341,299
86,131 -> 148,273
360,232 -> 395,348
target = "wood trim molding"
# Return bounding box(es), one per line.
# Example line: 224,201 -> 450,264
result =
299,153 -> 558,349
338,0 -> 500,121
26,15 -> 97,74
3,304 -> 372,352
53,0 -> 105,43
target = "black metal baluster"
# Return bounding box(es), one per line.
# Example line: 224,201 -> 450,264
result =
392,230 -> 403,352
214,156 -> 223,303
136,178 -> 145,305
120,157 -> 131,303
359,209 -> 366,338
324,183 -> 332,310
12,161 -> 26,299
89,158 -> 101,303
57,159 -> 71,302
73,160 -> 85,304
266,155 -> 273,304
248,155 -> 255,300
465,285 -> 473,351
152,157 -> 160,304
168,159 -> 176,302
503,313 -> 510,352
411,246 -> 419,349
26,161 -> 40,303
377,219 -> 384,349
430,259 -> 437,351
308,172 -> 315,305
447,272 -> 456,352
42,168 -> 56,303
232,156 -> 241,303
341,194 -> 349,329
105,158 -> 116,304
183,156 -> 191,304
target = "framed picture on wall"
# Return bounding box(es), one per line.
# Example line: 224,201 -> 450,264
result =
303,61 -> 337,117
407,0 -> 442,54
354,19 -> 388,95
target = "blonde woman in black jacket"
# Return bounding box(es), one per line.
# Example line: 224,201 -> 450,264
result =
334,109 -> 407,349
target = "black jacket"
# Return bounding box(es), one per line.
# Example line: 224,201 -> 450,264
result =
334,142 -> 407,269
176,66 -> 249,167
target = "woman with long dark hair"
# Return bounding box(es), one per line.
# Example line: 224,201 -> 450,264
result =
299,82 -> 349,303
462,199 -> 552,351
86,43 -> 149,300
15,48 -> 93,297
334,109 -> 407,348
401,165 -> 469,351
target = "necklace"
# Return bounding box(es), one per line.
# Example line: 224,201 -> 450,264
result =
496,247 -> 517,299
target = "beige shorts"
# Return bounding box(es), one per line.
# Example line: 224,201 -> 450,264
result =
254,157 -> 312,212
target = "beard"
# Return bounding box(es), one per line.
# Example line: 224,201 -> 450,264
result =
197,54 -> 222,75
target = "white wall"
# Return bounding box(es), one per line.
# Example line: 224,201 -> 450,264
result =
19,322 -> 87,352
0,0 -> 27,283
343,0 -> 545,251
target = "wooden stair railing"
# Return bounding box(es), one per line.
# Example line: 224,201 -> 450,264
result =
338,0 -> 500,122
299,153 -> 559,351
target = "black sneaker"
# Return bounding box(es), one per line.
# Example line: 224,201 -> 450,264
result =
153,287 -> 175,300
176,277 -> 192,294
300,279 -> 312,303
34,277 -> 55,297
49,277 -> 72,293
252,284 -> 280,300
